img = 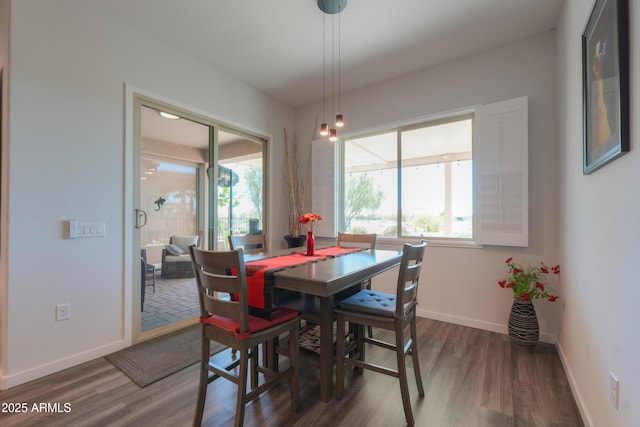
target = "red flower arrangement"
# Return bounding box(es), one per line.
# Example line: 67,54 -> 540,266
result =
299,213 -> 323,231
498,257 -> 560,302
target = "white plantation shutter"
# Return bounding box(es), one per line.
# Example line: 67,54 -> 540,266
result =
311,139 -> 337,237
476,96 -> 528,246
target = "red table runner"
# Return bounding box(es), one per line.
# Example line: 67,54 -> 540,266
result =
243,246 -> 363,318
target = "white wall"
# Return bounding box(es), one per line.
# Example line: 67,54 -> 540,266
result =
1,0 -> 294,388
297,31 -> 561,338
0,0 -> 10,381
556,1 -> 640,426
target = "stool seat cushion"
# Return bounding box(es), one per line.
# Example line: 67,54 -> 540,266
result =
338,290 -> 396,317
201,306 -> 299,340
164,254 -> 191,263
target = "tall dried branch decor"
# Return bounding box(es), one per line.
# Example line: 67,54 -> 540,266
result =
283,122 -> 314,237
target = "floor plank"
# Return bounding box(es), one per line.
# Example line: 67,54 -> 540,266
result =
0,318 -> 583,427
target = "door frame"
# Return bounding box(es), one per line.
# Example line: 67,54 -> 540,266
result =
125,86 -> 268,344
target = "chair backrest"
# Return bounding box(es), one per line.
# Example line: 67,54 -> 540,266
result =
228,233 -> 266,254
170,235 -> 200,252
395,240 -> 427,317
337,232 -> 377,250
189,246 -> 250,333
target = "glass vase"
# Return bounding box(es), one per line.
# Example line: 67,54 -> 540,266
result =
306,230 -> 315,256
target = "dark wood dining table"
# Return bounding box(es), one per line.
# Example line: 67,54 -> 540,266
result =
244,246 -> 402,402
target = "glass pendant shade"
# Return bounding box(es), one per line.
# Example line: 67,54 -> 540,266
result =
320,123 -> 329,136
335,114 -> 344,127
329,128 -> 338,141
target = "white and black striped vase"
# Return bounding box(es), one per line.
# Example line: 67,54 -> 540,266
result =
508,300 -> 539,351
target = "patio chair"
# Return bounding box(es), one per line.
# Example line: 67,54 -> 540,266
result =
161,235 -> 200,279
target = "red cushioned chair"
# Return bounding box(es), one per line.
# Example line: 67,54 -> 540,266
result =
189,246 -> 300,427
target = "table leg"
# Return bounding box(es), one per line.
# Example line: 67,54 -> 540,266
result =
319,295 -> 334,402
264,337 -> 278,371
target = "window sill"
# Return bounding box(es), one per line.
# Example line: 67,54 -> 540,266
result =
376,237 -> 483,249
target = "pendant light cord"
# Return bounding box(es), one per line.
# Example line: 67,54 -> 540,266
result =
338,8 -> 341,116
323,12 -> 326,124
331,11 -> 335,121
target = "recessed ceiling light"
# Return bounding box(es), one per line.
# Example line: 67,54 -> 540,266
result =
158,111 -> 180,120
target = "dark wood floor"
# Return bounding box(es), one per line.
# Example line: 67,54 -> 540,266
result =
0,318 -> 583,427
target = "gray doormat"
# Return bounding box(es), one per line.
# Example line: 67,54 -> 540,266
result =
105,325 -> 224,387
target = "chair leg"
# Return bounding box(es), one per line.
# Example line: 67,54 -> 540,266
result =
289,321 -> 300,411
234,347 -> 250,427
335,315 -> 346,400
410,316 -> 425,396
193,335 -> 209,427
251,345 -> 259,389
396,327 -> 415,426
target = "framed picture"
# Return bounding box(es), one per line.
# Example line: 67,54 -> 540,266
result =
582,0 -> 629,174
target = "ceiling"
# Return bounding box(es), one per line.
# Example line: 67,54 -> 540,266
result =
89,0 -> 563,108
141,105 -> 255,150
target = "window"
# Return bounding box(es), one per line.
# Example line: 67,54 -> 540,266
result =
343,114 -> 473,240
334,96 -> 528,246
217,128 -> 265,249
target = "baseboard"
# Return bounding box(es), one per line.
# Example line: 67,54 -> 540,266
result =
0,340 -> 126,390
556,341 -> 593,427
416,308 -> 556,344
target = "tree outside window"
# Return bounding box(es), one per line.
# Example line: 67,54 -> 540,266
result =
343,115 -> 473,240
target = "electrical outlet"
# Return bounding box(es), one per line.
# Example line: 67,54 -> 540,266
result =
56,303 -> 71,321
609,372 -> 619,410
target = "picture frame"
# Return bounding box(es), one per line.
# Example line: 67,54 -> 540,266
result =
582,0 -> 629,174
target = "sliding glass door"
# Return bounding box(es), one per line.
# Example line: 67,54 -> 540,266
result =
133,97 -> 266,340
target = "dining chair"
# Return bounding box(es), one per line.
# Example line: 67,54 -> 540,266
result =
334,240 -> 427,426
294,233 -> 377,330
337,232 -> 377,337
227,234 -> 267,358
337,232 -> 377,250
228,233 -> 267,254
189,246 -> 300,427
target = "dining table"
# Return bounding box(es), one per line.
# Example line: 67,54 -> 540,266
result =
244,245 -> 402,402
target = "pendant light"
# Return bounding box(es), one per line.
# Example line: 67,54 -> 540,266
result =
318,0 -> 346,140
320,10 -> 329,136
